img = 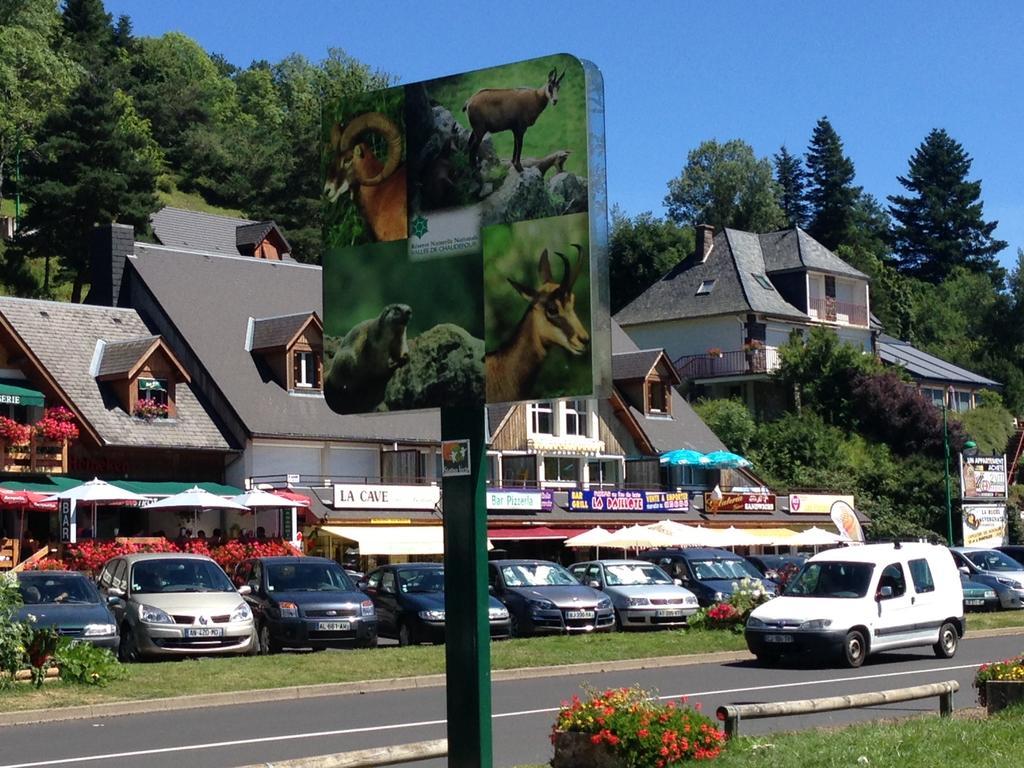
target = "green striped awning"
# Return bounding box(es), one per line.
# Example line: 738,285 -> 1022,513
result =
110,480 -> 244,497
0,380 -> 45,408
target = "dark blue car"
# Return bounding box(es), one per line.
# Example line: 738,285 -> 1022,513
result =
15,571 -> 119,651
639,548 -> 777,607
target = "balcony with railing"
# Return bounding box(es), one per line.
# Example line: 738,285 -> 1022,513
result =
673,346 -> 781,382
808,296 -> 869,327
1,436 -> 69,474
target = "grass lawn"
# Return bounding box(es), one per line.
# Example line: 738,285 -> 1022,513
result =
157,177 -> 243,218
0,612 -> 1019,714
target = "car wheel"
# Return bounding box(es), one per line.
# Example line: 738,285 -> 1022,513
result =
509,612 -> 529,638
842,629 -> 867,668
398,621 -> 416,647
258,622 -> 279,655
613,610 -> 624,631
933,622 -> 959,658
118,624 -> 140,663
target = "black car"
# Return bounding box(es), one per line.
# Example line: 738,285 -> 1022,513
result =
745,554 -> 807,582
488,559 -> 615,637
639,548 -> 777,607
14,571 -> 119,651
234,556 -> 377,653
361,563 -> 511,646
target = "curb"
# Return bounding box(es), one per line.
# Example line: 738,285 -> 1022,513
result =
0,629 -> 1016,727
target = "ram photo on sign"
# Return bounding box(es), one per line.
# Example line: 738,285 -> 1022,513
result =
321,53 -> 609,415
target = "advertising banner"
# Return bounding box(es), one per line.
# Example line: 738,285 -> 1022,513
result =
962,504 -> 1007,548
830,500 -> 865,543
789,493 -> 856,514
567,489 -> 689,513
333,483 -> 441,510
322,53 -> 611,414
704,492 -> 775,513
960,455 -> 1008,500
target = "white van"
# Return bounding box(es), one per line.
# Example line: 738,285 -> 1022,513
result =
745,542 -> 964,667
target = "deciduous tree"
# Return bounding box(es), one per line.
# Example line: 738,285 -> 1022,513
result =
608,208 -> 692,313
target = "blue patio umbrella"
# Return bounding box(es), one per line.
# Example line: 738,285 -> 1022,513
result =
659,449 -> 709,466
701,450 -> 752,469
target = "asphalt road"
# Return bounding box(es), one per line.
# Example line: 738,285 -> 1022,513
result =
0,633 -> 1017,768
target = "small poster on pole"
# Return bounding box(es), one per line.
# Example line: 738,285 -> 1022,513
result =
441,440 -> 472,477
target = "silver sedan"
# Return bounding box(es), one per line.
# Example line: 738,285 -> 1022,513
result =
569,559 -> 699,630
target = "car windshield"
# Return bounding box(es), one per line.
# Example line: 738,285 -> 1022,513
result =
131,559 -> 235,594
965,550 -> 1023,572
18,575 -> 99,605
266,562 -> 353,592
500,563 -> 577,587
690,558 -> 762,581
399,568 -> 445,594
784,561 -> 874,598
604,563 -> 673,586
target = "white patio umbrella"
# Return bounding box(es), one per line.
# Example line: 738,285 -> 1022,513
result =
718,526 -> 762,548
144,486 -> 249,534
230,489 -> 307,536
602,524 -> 676,551
563,526 -> 614,558
791,526 -> 845,547
45,478 -> 151,536
645,520 -> 712,547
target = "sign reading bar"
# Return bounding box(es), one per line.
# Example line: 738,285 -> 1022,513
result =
333,483 -> 441,510
568,489 -> 689,513
789,494 -> 856,514
962,504 -> 1007,548
960,455 -> 1008,500
705,492 -> 775,513
59,498 -> 76,544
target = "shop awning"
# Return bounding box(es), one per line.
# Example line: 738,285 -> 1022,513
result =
321,525 -> 445,556
0,380 -> 45,408
487,526 -> 586,540
109,480 -> 244,497
729,527 -> 798,546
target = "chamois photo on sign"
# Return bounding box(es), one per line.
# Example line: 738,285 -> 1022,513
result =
483,212 -> 593,403
323,86 -> 407,246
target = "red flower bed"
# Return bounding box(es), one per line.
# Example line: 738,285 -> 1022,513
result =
34,407 -> 80,441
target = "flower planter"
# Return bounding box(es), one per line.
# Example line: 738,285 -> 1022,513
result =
986,680 -> 1024,715
0,667 -> 60,684
551,731 -> 624,768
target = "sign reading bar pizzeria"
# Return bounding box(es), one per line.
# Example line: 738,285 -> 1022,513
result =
487,489 -> 555,511
568,489 -> 689,513
705,492 -> 776,513
332,483 -> 441,510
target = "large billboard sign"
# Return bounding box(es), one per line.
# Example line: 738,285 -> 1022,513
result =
321,53 -> 610,414
960,455 -> 1008,500
962,504 -> 1006,548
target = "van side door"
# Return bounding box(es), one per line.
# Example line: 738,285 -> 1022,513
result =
906,556 -> 945,644
872,561 -> 915,650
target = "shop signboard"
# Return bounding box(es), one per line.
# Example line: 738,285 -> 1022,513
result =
332,483 -> 441,510
487,488 -> 543,511
321,53 -> 610,414
962,504 -> 1007,548
567,489 -> 689,512
59,498 -> 76,544
789,493 -> 856,514
705,492 -> 775,513
960,455 -> 1008,500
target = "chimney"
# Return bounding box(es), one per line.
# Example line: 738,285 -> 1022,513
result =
86,223 -> 134,307
695,224 -> 714,262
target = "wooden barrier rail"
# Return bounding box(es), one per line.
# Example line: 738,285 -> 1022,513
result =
235,738 -> 447,768
716,680 -> 959,739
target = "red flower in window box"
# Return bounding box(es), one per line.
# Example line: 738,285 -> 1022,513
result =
0,416 -> 31,445
133,401 -> 169,421
34,407 -> 80,441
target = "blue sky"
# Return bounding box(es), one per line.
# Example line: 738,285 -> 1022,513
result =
106,0 -> 1024,270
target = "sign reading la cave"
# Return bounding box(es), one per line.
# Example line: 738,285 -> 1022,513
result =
332,483 -> 441,510
568,489 -> 689,512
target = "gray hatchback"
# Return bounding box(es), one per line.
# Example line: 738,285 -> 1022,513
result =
568,560 -> 699,630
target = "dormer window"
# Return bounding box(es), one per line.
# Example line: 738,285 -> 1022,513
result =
136,378 -> 169,420
647,382 -> 670,415
246,312 -> 323,393
93,336 -> 190,420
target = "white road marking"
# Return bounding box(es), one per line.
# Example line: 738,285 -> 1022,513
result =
0,662 -> 981,768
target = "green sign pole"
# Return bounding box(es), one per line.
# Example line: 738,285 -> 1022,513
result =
441,406 -> 492,767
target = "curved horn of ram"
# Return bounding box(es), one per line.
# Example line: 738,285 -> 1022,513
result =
337,112 -> 403,187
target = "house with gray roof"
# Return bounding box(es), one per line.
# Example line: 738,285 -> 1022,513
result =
616,225 -> 874,416
878,334 -> 1000,411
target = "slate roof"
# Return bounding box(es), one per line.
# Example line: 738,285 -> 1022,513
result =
615,226 -> 866,327
126,244 -> 439,443
151,207 -> 257,256
0,298 -> 229,450
611,321 -> 725,454
249,313 -> 315,352
236,221 -> 290,255
95,336 -> 159,378
877,334 -> 1000,387
611,349 -> 663,381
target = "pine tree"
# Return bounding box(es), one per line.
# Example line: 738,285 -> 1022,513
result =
60,0 -> 115,73
888,128 -> 1007,284
805,117 -> 861,250
773,145 -> 809,228
16,74 -> 159,300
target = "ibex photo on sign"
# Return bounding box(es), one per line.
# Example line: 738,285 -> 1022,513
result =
321,53 -> 610,415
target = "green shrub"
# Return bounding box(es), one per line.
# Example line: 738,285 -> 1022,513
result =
55,638 -> 126,686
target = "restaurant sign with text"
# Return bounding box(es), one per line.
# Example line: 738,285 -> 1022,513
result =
568,489 -> 689,512
705,492 -> 776,513
487,488 -> 554,511
333,483 -> 441,510
789,493 -> 856,515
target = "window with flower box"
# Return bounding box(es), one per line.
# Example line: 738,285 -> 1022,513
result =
135,378 -> 169,420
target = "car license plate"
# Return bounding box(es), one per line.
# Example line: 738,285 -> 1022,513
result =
965,599 -> 985,606
765,633 -> 793,644
316,621 -> 351,631
184,627 -> 223,638
565,610 -> 595,620
655,609 -> 685,617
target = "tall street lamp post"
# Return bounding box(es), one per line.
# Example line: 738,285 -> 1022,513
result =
943,398 -> 953,546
